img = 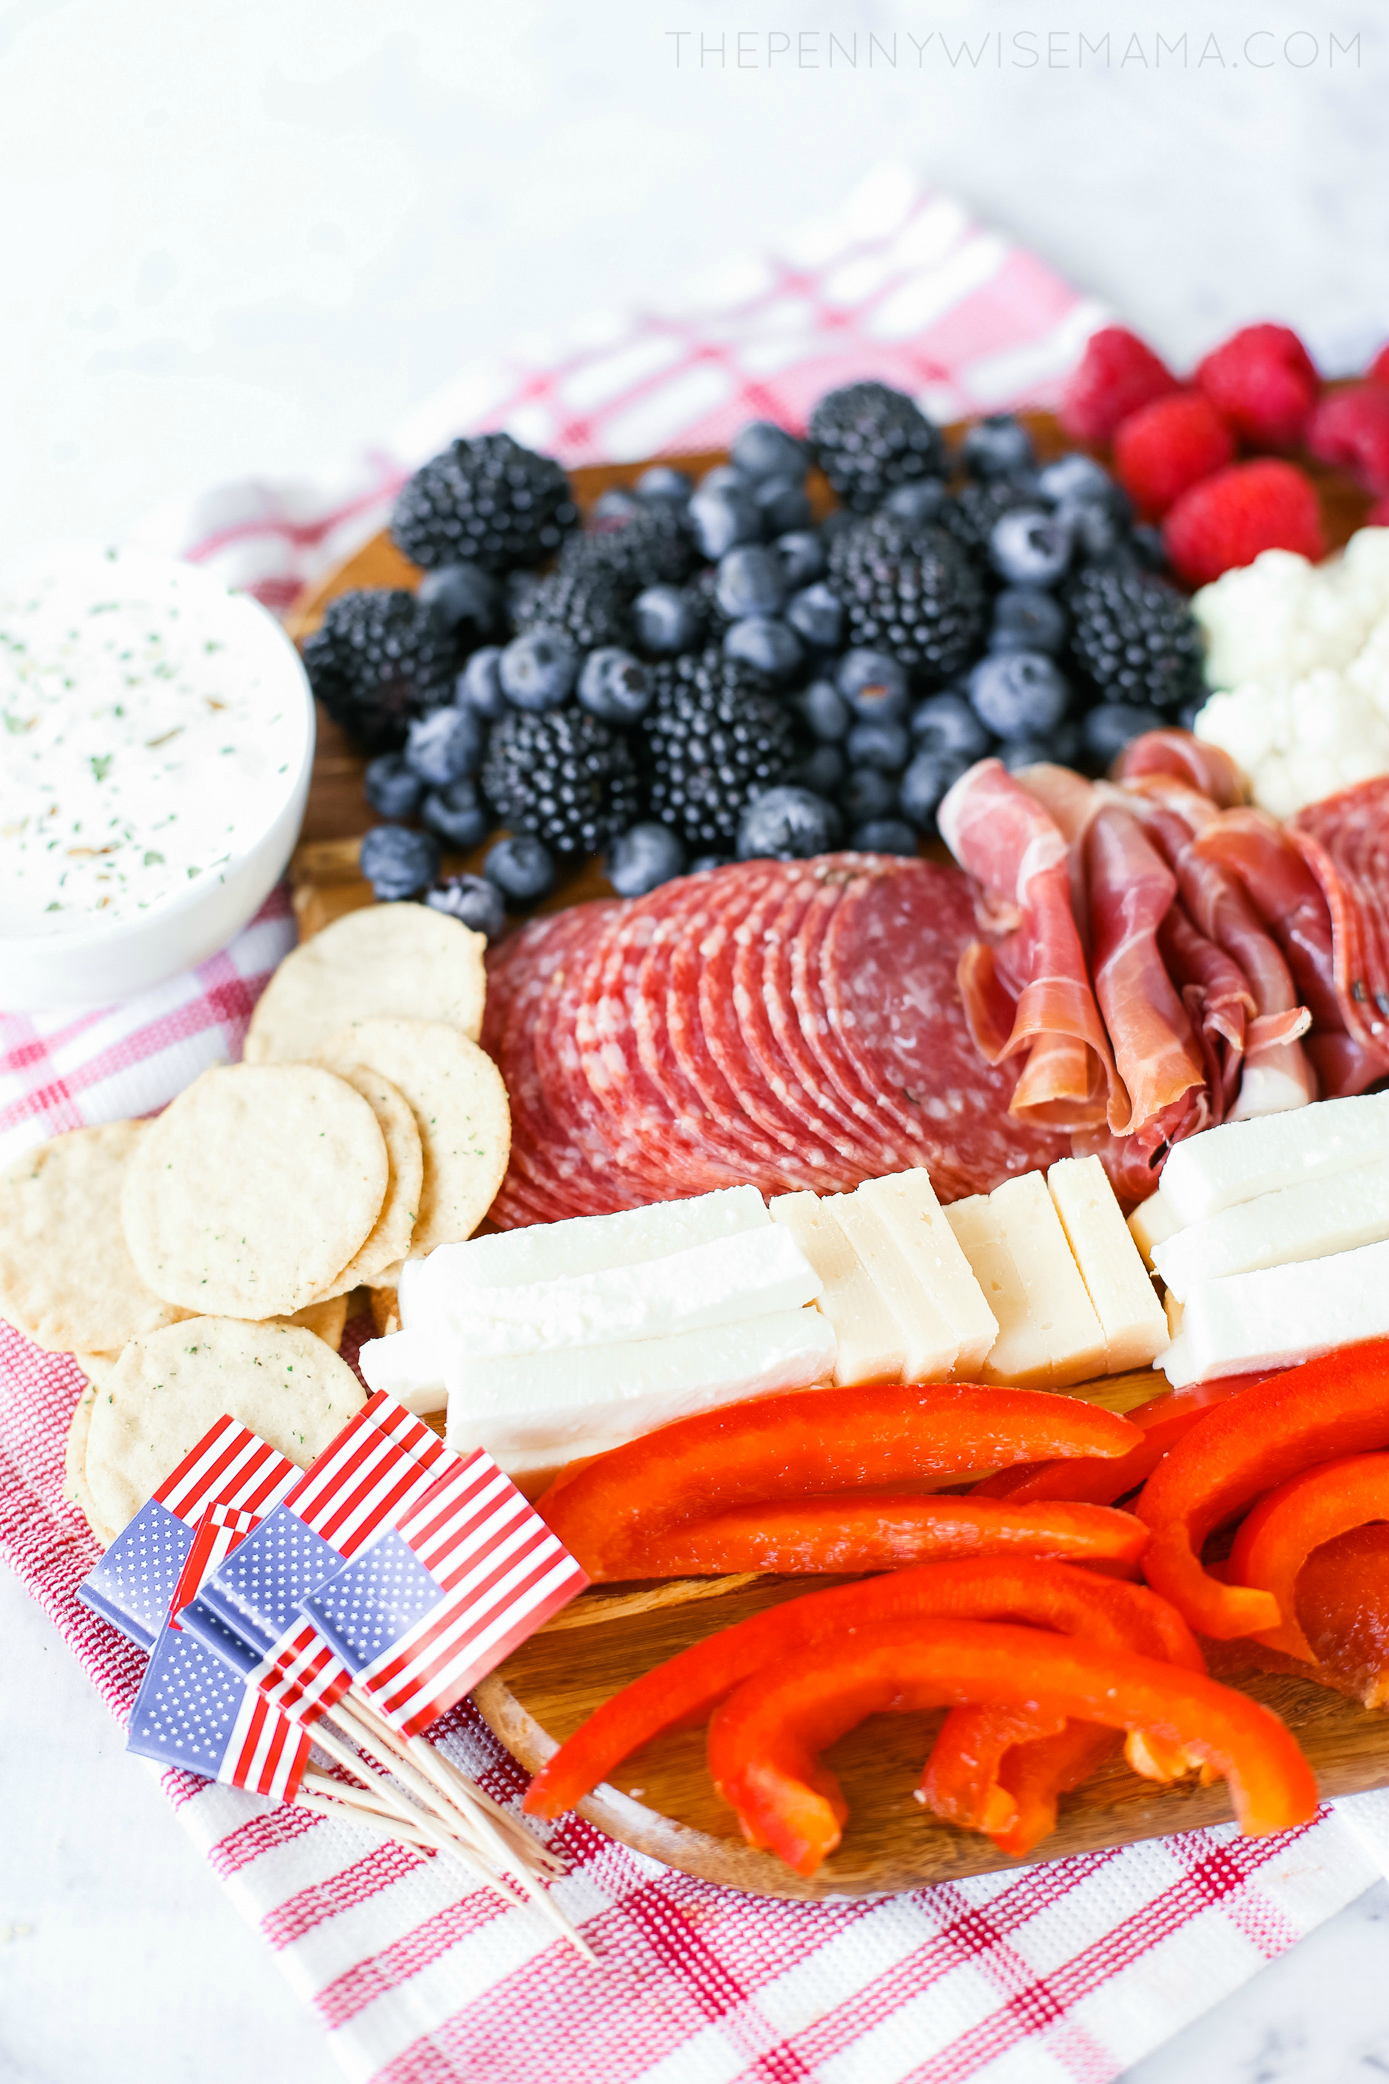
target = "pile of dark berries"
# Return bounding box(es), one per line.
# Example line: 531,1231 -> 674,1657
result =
301,391 -> 1204,918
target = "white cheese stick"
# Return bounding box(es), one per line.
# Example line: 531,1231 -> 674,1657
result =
1127,1186 -> 1182,1269
943,1195 -> 1046,1388
358,1328 -> 446,1415
444,1306 -> 838,1476
828,1192 -> 959,1381
422,1225 -> 819,1358
1153,1155 -> 1389,1303
853,1169 -> 998,1371
1157,1330 -> 1198,1388
1164,1290 -> 1185,1341
1178,1236 -> 1389,1382
1047,1156 -> 1168,1372
946,1174 -> 1106,1388
400,1184 -> 768,1324
1158,1091 -> 1389,1226
769,1192 -> 909,1386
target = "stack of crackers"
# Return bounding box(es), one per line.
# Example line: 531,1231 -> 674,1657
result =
0,905 -> 510,1550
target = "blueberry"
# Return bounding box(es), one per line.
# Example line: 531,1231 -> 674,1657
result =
900,749 -> 971,830
364,753 -> 425,820
715,545 -> 786,620
632,583 -> 702,656
836,649 -> 910,723
593,486 -> 644,521
774,530 -> 827,587
723,616 -> 803,681
457,645 -> 508,719
968,652 -> 1072,741
688,853 -> 734,873
796,678 -> 852,742
498,626 -> 579,712
910,692 -> 993,762
962,414 -> 1037,482
840,766 -> 899,823
1037,453 -> 1113,507
483,834 -> 555,905
635,464 -> 692,506
1068,500 -> 1129,563
360,824 -> 440,902
421,777 -> 489,849
577,647 -> 652,724
425,872 -> 506,939
736,785 -> 840,862
730,420 -> 808,481
846,718 -> 910,772
785,582 -> 843,651
998,722 -> 1082,771
606,821 -> 687,897
989,508 -> 1073,589
882,479 -> 947,525
990,588 -> 1067,657
1081,702 -> 1167,770
405,704 -> 485,785
788,745 -> 846,795
689,482 -> 761,560
415,561 -> 500,637
851,818 -> 918,856
698,464 -> 750,496
751,473 -> 813,535
1130,523 -> 1168,572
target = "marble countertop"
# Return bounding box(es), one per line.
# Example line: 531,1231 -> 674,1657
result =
4,2 -> 1389,2076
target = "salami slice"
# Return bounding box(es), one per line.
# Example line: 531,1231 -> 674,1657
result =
822,858 -> 1069,1197
731,867 -> 870,1154
1291,779 -> 1389,1069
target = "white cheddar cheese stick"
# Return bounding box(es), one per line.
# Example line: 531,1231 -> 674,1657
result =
943,1195 -> 1046,1388
853,1169 -> 998,1371
828,1192 -> 959,1381
444,1306 -> 838,1476
1127,1186 -> 1182,1269
1158,1091 -> 1389,1225
769,1192 -> 908,1386
1047,1156 -> 1168,1372
422,1225 -> 820,1358
980,1173 -> 1106,1387
1153,1155 -> 1389,1303
400,1184 -> 769,1324
358,1328 -> 447,1415
1157,1330 -> 1198,1388
1178,1236 -> 1389,1382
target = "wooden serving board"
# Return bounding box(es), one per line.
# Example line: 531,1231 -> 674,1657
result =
290,418 -> 1384,1899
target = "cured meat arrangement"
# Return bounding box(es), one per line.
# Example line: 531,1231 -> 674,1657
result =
481,854 -> 1068,1227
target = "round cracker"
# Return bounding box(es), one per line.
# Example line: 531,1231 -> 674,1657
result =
74,1349 -> 121,1390
307,1058 -> 422,1290
319,1017 -> 510,1254
0,1123 -> 190,1355
280,1293 -> 350,1351
243,903 -> 487,1065
86,1316 -> 366,1533
64,1384 -> 117,1549
120,1064 -> 388,1318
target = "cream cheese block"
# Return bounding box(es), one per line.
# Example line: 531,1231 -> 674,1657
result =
1153,1154 -> 1389,1302
1047,1156 -> 1168,1372
828,1191 -> 959,1381
443,1306 -> 838,1478
1167,1235 -> 1389,1383
945,1177 -> 1105,1389
1127,1186 -> 1182,1268
769,1192 -> 909,1386
1158,1091 -> 1389,1226
853,1169 -> 998,1371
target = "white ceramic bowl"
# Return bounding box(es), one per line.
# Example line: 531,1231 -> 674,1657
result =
0,544 -> 315,1011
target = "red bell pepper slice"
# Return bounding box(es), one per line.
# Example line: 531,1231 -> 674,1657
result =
537,1382 -> 1142,1581
990,1725 -> 1124,1855
1137,1339 -> 1389,1639
608,1492 -> 1148,1581
1291,1523 -> 1389,1706
523,1557 -> 1200,1821
1227,1453 -> 1389,1663
975,1381 -> 1250,1509
708,1621 -> 1319,1875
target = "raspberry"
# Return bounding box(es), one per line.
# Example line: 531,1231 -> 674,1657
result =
1163,459 -> 1325,588
1368,343 -> 1389,389
1060,327 -> 1179,444
1194,323 -> 1319,450
1371,494 -> 1389,527
1308,386 -> 1389,496
1112,392 -> 1235,518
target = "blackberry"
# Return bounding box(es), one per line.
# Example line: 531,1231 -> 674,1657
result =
827,515 -> 986,687
1065,565 -> 1205,713
391,433 -> 577,572
301,589 -> 457,753
511,564 -> 633,651
481,706 -> 639,857
809,381 -> 946,513
938,481 -> 1034,561
560,501 -> 697,589
641,648 -> 797,850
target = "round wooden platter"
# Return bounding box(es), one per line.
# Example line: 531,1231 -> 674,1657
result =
290,419 -> 1382,1900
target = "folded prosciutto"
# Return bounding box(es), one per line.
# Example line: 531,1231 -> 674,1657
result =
1289,777 -> 1389,1085
1115,730 -> 1246,807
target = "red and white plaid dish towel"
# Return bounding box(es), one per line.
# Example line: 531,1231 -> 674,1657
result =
6,164 -> 1388,2084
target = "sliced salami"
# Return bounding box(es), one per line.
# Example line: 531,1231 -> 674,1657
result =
1291,779 -> 1389,1067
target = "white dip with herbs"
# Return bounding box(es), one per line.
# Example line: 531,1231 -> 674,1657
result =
0,547 -> 307,938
